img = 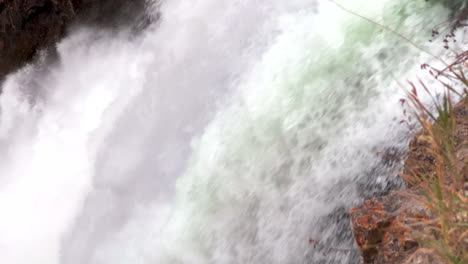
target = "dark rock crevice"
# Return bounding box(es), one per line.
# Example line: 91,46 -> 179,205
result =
0,0 -> 148,83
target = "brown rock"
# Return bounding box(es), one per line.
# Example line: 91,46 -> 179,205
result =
404,248 -> 445,264
403,100 -> 468,187
351,100 -> 467,263
350,192 -> 431,264
402,132 -> 438,187
453,100 -> 468,182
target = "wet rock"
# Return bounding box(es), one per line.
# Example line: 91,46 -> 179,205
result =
0,0 -> 75,80
350,191 -> 432,264
71,0 -> 148,28
0,0 -> 147,82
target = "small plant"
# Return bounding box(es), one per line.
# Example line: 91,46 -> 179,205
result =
400,46 -> 467,263
326,1 -> 467,262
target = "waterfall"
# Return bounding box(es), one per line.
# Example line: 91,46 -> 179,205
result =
0,0 -> 460,263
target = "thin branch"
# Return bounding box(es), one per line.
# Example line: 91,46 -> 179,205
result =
327,0 -> 450,67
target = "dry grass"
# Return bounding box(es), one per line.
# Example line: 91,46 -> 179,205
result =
328,1 -> 468,262
401,49 -> 467,263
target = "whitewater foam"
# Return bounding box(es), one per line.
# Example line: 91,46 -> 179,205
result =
0,0 -> 461,263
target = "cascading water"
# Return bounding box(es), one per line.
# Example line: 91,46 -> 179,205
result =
0,0 -> 463,263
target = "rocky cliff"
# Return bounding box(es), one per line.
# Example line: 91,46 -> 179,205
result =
0,0 -> 147,81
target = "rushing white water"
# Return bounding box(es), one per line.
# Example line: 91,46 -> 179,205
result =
0,0 -> 461,263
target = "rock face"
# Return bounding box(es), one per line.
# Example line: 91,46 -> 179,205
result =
0,0 -> 73,79
350,100 -> 468,264
350,192 -> 435,264
71,0 -> 148,28
0,0 -> 146,81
